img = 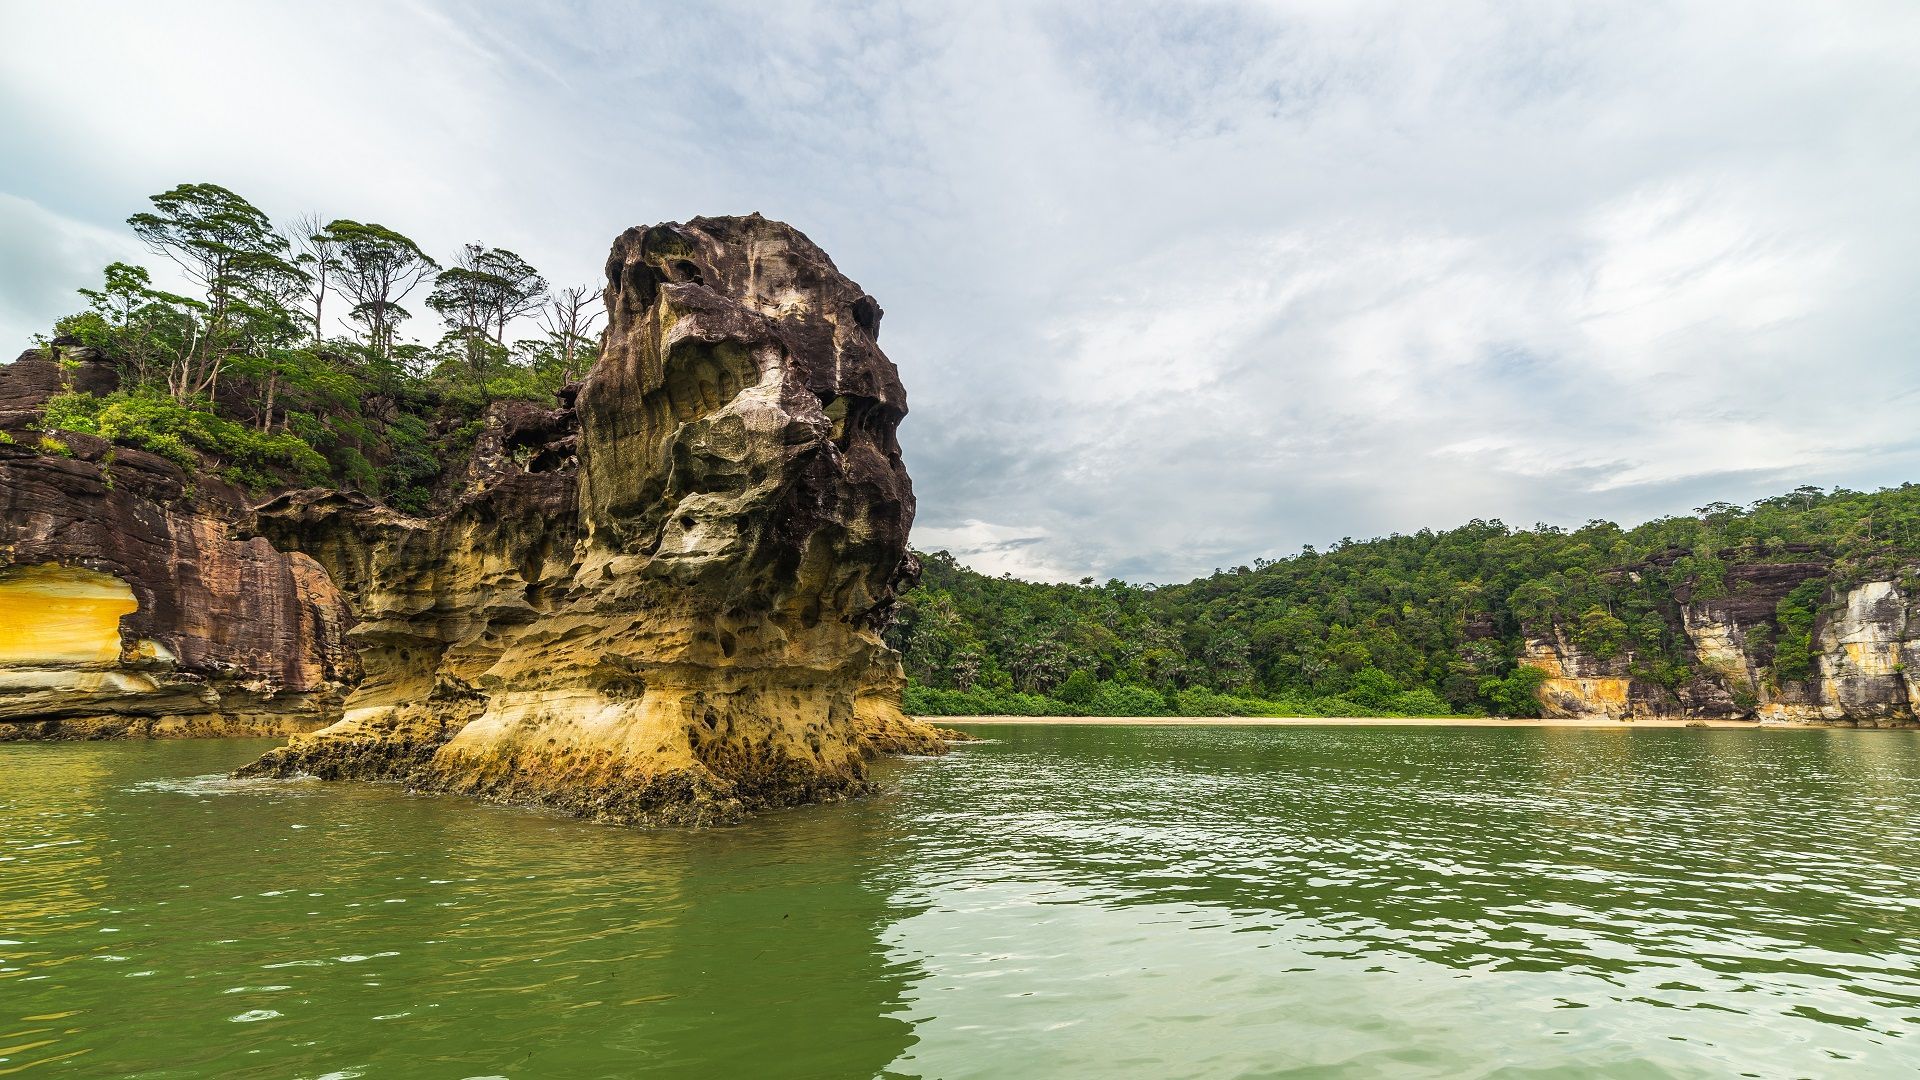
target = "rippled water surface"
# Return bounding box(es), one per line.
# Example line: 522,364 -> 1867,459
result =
3,726 -> 1919,1077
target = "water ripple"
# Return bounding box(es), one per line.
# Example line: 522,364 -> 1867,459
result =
1,729 -> 1917,1076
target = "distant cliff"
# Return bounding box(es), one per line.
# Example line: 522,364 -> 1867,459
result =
1524,557 -> 1920,725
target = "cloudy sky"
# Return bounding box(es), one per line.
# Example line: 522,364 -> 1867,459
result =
4,2 -> 1918,582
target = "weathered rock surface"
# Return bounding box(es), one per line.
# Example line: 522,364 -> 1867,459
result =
238,215 -> 950,824
1754,580 -> 1920,725
1522,555 -> 1920,726
0,345 -> 117,428
0,351 -> 358,738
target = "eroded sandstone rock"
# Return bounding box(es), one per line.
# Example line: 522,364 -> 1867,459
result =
0,355 -> 358,738
237,215 -> 950,824
1521,553 -> 1920,726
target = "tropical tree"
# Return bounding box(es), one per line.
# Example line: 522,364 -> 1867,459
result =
534,284 -> 604,382
126,183 -> 303,401
288,213 -> 343,345
66,262 -> 200,390
324,220 -> 438,363
426,244 -> 548,371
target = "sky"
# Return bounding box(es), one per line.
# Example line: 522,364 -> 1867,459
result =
3,1 -> 1919,583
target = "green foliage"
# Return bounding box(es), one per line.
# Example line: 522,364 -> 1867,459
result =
123,184 -> 307,403
1631,657 -> 1694,691
904,679 -> 1458,719
1083,682 -> 1168,717
1573,606 -> 1630,659
427,245 -> 548,369
1345,667 -> 1401,711
42,390 -> 328,485
323,219 -> 439,359
1056,669 -> 1098,706
897,484 -> 1920,717
904,686 -> 1063,717
1384,687 -> 1453,717
37,434 -> 71,457
32,180 -> 590,508
1479,666 -> 1549,717
1772,580 -> 1825,684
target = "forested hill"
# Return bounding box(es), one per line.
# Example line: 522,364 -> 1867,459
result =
889,485 -> 1920,718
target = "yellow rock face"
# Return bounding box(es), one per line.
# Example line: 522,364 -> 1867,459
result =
0,565 -> 136,665
1522,639 -> 1638,719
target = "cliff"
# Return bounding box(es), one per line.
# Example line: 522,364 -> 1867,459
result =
1522,555 -> 1920,726
235,215 -> 951,824
0,351 -> 358,740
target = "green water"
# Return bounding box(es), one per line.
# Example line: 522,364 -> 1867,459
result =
2,727 -> 1918,1078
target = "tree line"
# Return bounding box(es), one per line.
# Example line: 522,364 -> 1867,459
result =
891,484 -> 1920,718
35,182 -> 603,503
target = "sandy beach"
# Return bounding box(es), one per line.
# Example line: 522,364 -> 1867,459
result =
932,715 -> 1770,729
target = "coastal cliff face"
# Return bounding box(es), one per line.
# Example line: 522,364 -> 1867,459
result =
0,352 -> 358,740
1522,557 -> 1920,726
237,215 -> 949,824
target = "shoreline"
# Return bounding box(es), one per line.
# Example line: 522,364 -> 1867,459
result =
933,715 -> 1801,730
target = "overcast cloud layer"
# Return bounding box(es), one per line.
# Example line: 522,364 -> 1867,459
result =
4,1 -> 1918,582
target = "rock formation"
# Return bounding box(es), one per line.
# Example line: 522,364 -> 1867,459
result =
236,215 -> 951,823
1521,552 -> 1920,726
0,351 -> 358,739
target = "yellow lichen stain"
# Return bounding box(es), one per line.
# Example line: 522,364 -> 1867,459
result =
1840,641 -> 1902,676
0,564 -> 138,665
1580,678 -> 1632,706
1552,677 -> 1630,706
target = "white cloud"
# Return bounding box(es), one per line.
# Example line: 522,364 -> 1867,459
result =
2,0 -> 1918,582
911,520 -> 1082,583
0,195 -> 146,351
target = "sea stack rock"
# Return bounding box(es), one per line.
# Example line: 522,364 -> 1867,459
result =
238,215 -> 949,823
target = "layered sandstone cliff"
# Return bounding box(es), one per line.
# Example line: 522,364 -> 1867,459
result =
0,351 -> 358,739
237,215 -> 950,824
1521,556 -> 1920,726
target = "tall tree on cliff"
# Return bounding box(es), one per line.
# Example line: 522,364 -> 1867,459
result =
426,244 -> 549,372
424,256 -> 497,370
73,262 -> 199,391
288,213 -> 343,345
535,285 -> 604,383
126,183 -> 304,403
473,247 -> 547,346
323,220 -> 438,367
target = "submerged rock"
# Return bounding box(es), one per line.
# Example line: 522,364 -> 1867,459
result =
236,215 -> 950,823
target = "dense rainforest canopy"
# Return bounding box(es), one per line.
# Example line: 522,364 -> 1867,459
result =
890,484 -> 1920,718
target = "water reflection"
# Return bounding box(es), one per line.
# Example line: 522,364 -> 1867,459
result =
878,726 -> 1920,1077
4,729 -> 1919,1078
0,740 -> 923,1077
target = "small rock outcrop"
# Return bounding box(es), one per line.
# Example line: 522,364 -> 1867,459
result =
237,215 -> 950,823
0,352 -> 358,739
